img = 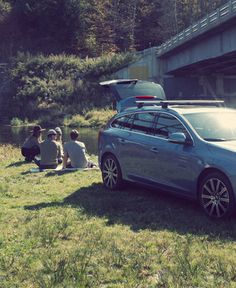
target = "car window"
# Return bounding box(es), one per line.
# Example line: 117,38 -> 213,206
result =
131,112 -> 156,134
155,113 -> 187,138
111,114 -> 133,130
114,81 -> 165,100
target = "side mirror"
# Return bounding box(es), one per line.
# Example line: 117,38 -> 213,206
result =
168,132 -> 188,144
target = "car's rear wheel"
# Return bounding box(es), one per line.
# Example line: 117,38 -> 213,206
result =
101,154 -> 123,190
199,172 -> 235,218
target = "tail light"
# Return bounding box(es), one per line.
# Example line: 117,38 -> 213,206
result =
135,95 -> 155,99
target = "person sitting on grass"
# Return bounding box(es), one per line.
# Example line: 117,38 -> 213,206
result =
55,126 -> 64,157
34,129 -> 63,169
21,125 -> 45,162
63,129 -> 97,169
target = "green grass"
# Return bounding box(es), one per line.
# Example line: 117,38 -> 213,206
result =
1,145 -> 236,287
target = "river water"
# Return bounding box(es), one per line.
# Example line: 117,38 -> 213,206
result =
0,126 -> 99,155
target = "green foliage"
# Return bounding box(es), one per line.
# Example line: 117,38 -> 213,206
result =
135,0 -> 163,50
63,108 -> 116,128
0,0 -> 229,59
63,114 -> 90,128
10,117 -> 28,126
0,0 -> 11,18
8,52 -> 136,120
84,108 -> 116,127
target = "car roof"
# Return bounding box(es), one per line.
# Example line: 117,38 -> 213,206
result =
169,106 -> 234,115
118,104 -> 235,116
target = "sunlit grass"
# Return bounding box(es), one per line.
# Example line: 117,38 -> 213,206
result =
0,145 -> 236,287
63,108 -> 116,128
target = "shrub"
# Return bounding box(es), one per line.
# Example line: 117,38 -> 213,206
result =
7,52 -> 137,120
85,109 -> 116,127
10,117 -> 28,126
62,109 -> 115,128
63,114 -> 90,128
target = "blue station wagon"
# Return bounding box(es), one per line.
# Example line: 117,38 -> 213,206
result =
98,80 -> 236,219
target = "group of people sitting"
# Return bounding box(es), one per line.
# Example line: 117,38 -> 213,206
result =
21,125 -> 96,170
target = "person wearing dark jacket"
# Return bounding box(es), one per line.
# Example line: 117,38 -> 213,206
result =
21,125 -> 45,162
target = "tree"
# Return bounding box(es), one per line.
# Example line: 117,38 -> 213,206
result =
134,0 -> 163,50
8,0 -> 84,54
160,0 -> 229,40
77,0 -> 117,57
111,0 -> 137,52
0,0 -> 11,21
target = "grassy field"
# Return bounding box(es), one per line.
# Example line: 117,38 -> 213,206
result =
0,145 -> 236,287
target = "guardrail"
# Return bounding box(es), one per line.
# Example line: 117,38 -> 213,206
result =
156,0 -> 236,56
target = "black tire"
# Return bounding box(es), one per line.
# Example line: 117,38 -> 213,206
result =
101,154 -> 123,190
199,172 -> 235,219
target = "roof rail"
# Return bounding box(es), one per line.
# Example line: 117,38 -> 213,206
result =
136,100 -> 224,109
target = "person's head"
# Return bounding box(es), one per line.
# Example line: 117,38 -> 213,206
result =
47,129 -> 57,140
31,125 -> 45,138
70,129 -> 79,141
55,127 -> 62,141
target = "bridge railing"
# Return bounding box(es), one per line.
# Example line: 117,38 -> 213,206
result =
156,0 -> 236,56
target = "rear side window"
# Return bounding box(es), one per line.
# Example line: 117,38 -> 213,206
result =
111,114 -> 133,130
155,113 -> 187,138
132,112 -> 156,134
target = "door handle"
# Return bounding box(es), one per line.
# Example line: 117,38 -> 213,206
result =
118,138 -> 126,144
150,147 -> 159,153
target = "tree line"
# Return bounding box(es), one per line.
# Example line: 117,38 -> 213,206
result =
0,0 -> 228,60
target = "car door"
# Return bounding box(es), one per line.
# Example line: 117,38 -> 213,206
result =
110,113 -> 135,178
150,112 -> 200,196
120,111 -> 161,181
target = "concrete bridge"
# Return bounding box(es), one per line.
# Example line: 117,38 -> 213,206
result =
115,0 -> 236,105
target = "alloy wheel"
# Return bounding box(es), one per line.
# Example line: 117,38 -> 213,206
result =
102,155 -> 122,190
200,176 -> 231,218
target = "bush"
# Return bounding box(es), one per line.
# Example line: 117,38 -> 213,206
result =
63,114 -> 90,128
62,108 -> 115,128
7,52 -> 137,120
10,117 -> 28,126
85,109 -> 116,127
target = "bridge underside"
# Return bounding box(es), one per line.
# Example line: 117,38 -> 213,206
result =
159,14 -> 236,105
162,51 -> 236,104
161,32 -> 236,104
167,51 -> 236,76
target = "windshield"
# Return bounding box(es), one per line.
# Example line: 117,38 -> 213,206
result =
184,111 -> 236,141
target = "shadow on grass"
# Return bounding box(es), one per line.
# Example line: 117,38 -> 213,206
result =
45,170 -> 78,176
7,160 -> 27,167
25,182 -> 236,239
20,168 -> 78,176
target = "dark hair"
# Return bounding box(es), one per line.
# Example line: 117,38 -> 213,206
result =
70,129 -> 79,140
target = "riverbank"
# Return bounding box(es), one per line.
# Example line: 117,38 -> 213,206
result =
10,108 -> 116,128
1,145 -> 236,287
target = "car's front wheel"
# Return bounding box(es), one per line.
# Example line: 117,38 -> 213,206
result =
101,154 -> 123,190
199,172 -> 235,218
